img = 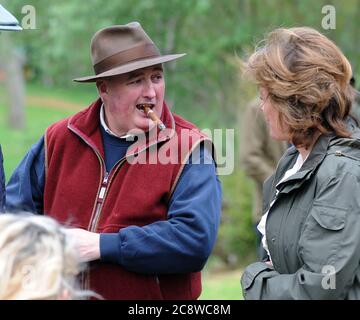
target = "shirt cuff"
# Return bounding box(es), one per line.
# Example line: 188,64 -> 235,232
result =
99,233 -> 122,264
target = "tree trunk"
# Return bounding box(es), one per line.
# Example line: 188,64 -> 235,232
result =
0,32 -> 26,130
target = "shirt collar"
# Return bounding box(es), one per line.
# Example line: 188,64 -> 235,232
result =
100,104 -> 134,140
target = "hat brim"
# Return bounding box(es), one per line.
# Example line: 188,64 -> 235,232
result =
73,53 -> 186,83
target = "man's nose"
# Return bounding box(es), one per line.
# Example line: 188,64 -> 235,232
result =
142,81 -> 156,99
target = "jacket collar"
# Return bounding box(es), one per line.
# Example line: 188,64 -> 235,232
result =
275,134 -> 334,195
67,98 -> 176,160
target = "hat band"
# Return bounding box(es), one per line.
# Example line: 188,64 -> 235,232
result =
93,43 -> 161,75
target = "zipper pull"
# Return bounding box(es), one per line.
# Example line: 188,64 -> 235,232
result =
99,172 -> 109,200
103,172 -> 109,184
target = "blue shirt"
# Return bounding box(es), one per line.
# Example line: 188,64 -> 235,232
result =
6,130 -> 222,274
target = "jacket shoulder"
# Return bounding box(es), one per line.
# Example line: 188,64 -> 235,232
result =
317,143 -> 360,182
46,117 -> 71,141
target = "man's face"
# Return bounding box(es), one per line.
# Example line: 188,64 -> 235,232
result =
97,65 -> 165,136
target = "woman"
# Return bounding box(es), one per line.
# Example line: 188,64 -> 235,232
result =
240,27 -> 360,299
0,214 -> 96,299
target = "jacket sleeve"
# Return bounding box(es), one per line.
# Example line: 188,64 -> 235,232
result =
5,136 -> 45,214
100,143 -> 222,274
240,102 -> 278,184
241,172 -> 360,299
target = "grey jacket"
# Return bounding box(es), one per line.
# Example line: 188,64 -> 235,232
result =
241,120 -> 360,299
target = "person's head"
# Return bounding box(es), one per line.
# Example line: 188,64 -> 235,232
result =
96,65 -> 165,135
0,214 -> 87,300
245,27 -> 354,149
74,22 -> 186,136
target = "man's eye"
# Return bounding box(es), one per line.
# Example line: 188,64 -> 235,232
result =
152,74 -> 163,81
129,79 -> 142,85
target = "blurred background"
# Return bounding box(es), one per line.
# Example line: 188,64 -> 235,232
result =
1,0 -> 359,299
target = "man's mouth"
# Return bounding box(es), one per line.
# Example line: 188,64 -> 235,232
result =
136,103 -> 155,112
135,103 -> 166,131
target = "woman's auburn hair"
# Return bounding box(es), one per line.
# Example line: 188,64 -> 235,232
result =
245,27 -> 355,148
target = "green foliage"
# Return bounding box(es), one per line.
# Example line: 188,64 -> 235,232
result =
213,170 -> 257,268
200,267 -> 244,300
6,0 -> 360,130
0,84 -> 94,177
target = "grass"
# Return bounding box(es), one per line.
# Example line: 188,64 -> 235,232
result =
0,105 -> 73,179
200,267 -> 244,300
27,82 -> 99,106
0,83 -> 95,178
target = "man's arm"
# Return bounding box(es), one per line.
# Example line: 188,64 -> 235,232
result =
5,136 -> 45,214
98,144 -> 222,274
30,146 -> 221,274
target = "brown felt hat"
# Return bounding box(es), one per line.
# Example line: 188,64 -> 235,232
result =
73,21 -> 185,82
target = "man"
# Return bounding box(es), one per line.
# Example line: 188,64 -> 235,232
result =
240,99 -> 287,258
0,5 -> 22,211
6,22 -> 222,300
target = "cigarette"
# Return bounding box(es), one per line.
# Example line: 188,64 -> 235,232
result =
138,104 -> 166,131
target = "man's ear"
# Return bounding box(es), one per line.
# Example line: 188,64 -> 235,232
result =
96,80 -> 108,99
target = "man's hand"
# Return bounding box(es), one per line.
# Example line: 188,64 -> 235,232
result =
65,228 -> 100,262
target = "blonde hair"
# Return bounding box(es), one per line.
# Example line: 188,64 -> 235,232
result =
0,214 -> 91,300
245,27 -> 355,148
